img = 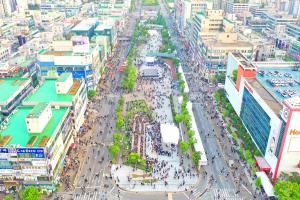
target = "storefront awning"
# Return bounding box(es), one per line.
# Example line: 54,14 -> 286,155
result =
256,172 -> 275,197
70,143 -> 75,149
255,156 -> 271,171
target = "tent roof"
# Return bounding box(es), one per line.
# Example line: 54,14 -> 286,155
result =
146,57 -> 155,63
255,156 -> 271,170
142,69 -> 158,77
256,172 -> 275,197
160,124 -> 179,144
187,102 -> 207,165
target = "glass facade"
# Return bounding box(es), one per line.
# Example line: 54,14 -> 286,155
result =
275,121 -> 286,158
240,88 -> 271,155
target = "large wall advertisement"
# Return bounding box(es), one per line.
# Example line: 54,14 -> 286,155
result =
277,111 -> 300,176
72,36 -> 90,53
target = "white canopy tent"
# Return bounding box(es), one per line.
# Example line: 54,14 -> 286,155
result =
146,57 -> 155,65
178,64 -> 189,93
256,172 -> 275,197
178,96 -> 183,104
160,124 -> 180,145
187,102 -> 207,165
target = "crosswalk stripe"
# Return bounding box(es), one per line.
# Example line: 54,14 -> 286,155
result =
213,189 -> 242,199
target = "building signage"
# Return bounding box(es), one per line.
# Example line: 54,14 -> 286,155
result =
244,81 -> 253,94
16,148 -> 45,158
290,129 -> 300,135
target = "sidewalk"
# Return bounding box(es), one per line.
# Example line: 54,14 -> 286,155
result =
202,92 -> 256,199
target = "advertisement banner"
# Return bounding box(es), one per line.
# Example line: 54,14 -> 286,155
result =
72,36 -> 90,53
16,148 -> 45,158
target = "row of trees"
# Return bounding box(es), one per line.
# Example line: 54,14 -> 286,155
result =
122,20 -> 149,91
150,11 -> 176,53
122,66 -> 137,91
172,72 -> 202,166
3,186 -> 41,200
214,89 -> 261,172
109,98 -> 125,163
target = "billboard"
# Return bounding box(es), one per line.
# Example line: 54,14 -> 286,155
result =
16,148 -> 45,158
72,36 -> 90,53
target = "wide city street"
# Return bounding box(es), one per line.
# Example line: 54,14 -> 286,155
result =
51,0 -> 258,200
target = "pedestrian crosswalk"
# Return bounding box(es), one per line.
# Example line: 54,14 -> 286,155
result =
213,189 -> 243,200
71,189 -> 125,200
72,191 -> 103,200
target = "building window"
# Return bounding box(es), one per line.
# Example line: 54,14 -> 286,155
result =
275,121 -> 286,158
240,88 -> 271,155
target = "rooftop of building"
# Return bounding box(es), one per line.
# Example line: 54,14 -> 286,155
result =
0,106 -> 68,147
255,66 -> 300,106
203,40 -> 253,48
268,14 -> 297,20
71,20 -> 95,31
24,79 -> 77,103
95,23 -> 112,30
0,78 -> 30,103
27,102 -> 49,119
38,45 -> 96,56
246,78 -> 282,116
56,72 -> 71,82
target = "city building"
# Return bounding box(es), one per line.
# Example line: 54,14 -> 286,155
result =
248,18 -> 267,32
94,24 -> 116,45
197,33 -> 253,75
254,42 -> 276,61
37,37 -> 104,90
0,46 -> 11,61
249,6 -> 276,18
289,40 -> 300,61
23,72 -> 87,132
0,77 -> 34,116
226,1 -> 250,14
71,19 -> 99,39
189,10 -> 235,67
225,52 -> 300,180
286,23 -> 300,39
0,103 -> 70,189
179,0 -> 212,33
288,0 -> 300,18
266,14 -> 297,33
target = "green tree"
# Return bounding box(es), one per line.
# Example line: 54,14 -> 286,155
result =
192,151 -> 202,164
274,181 -> 300,199
255,177 -> 262,187
109,144 -> 120,157
179,140 -> 189,152
87,90 -> 96,99
189,137 -> 197,145
214,91 -> 220,102
174,114 -> 182,122
182,114 -> 191,124
20,186 -> 41,200
113,133 -> 122,143
129,152 -> 140,163
245,149 -> 251,160
139,158 -> 146,165
187,130 -> 195,138
116,117 -> 124,130
222,110 -> 228,117
232,69 -> 238,82
251,167 -> 257,175
118,97 -> 124,106
3,197 -> 12,200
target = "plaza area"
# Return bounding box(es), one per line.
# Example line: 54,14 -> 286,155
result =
111,29 -> 199,192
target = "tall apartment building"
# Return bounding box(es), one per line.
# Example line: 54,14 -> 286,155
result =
288,0 -> 300,18
227,1 -> 250,14
286,23 -> 300,38
212,0 -> 227,9
180,0 -> 212,33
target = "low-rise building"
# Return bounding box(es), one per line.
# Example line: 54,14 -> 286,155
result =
71,18 -> 99,39
37,38 -> 104,90
266,14 -> 297,33
197,32 -> 253,75
286,23 -> 300,38
0,77 -> 34,116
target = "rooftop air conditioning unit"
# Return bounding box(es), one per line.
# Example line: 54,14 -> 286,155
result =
55,106 -> 60,110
